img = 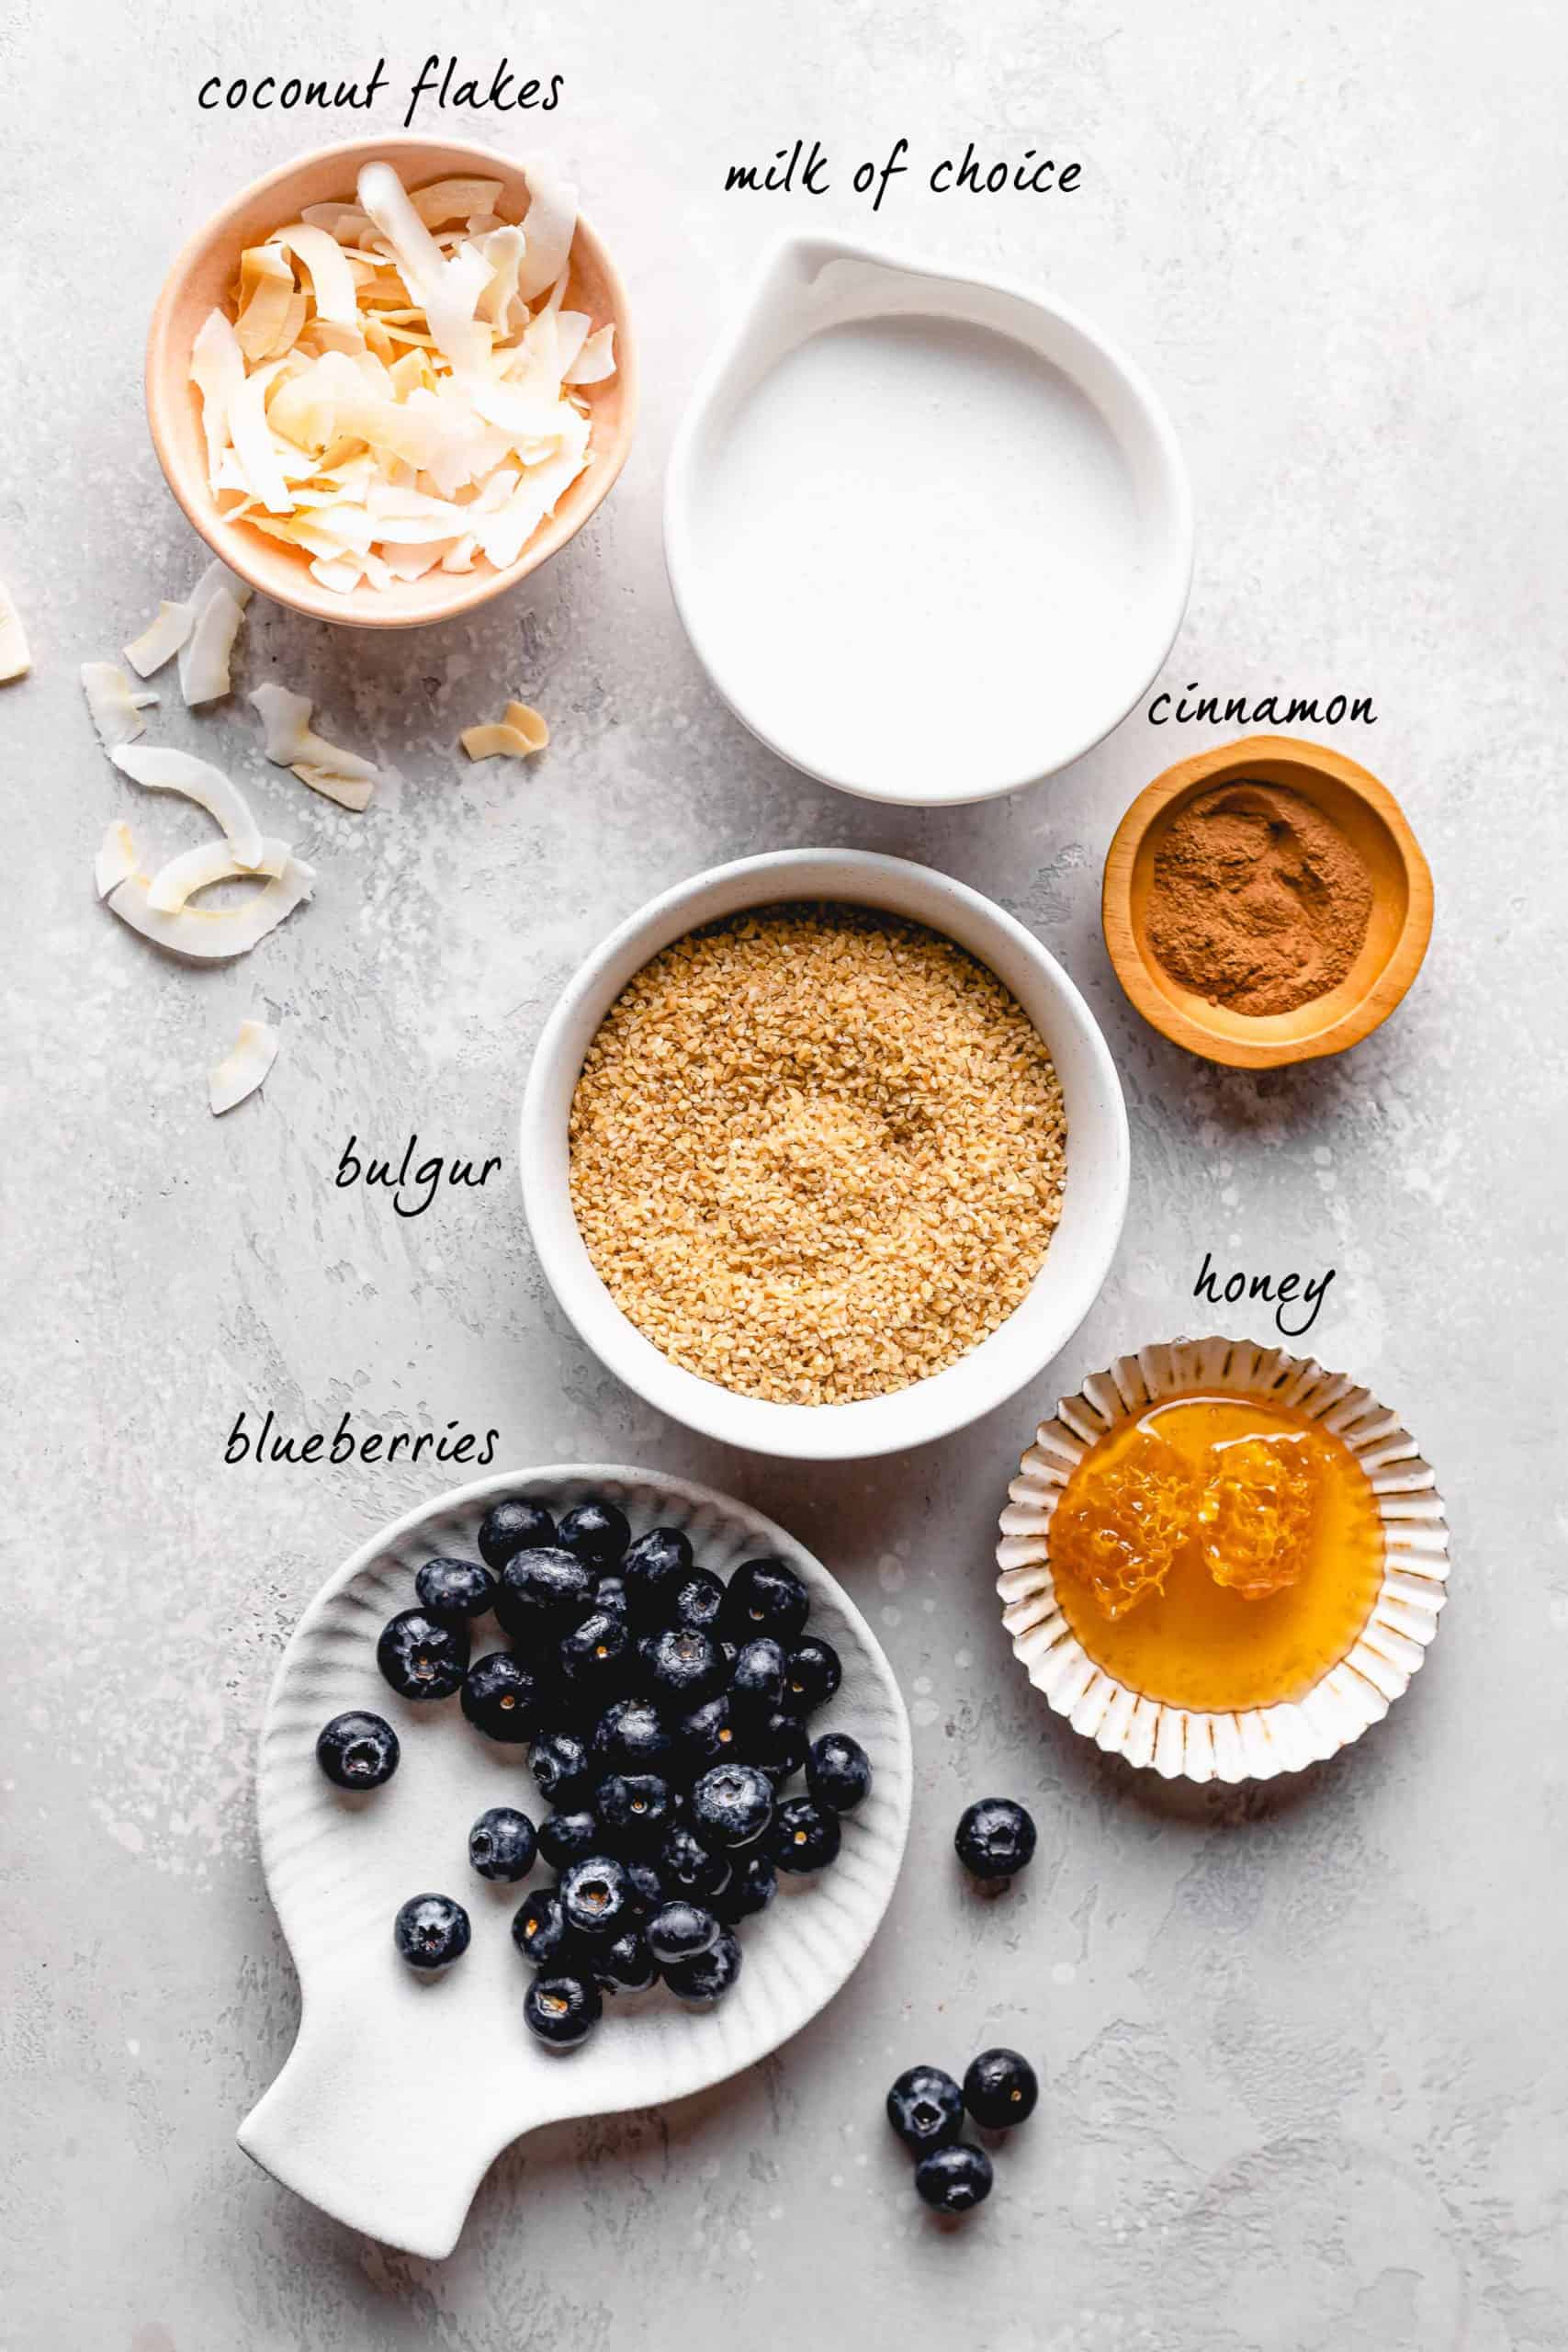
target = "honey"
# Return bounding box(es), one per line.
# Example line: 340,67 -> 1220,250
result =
1049,1392 -> 1383,1712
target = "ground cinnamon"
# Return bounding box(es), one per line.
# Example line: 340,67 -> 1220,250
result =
1145,782 -> 1373,1016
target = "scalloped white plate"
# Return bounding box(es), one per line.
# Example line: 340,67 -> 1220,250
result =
239,1466 -> 913,2256
996,1338 -> 1450,1783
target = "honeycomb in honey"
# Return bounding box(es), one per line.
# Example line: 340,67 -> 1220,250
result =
1050,1427 -> 1198,1620
1197,1434 -> 1319,1600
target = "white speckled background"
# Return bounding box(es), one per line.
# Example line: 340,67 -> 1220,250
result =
4,1 -> 1565,2345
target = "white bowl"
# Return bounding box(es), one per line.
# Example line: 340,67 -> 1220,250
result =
664,232 -> 1193,806
238,1465 -> 913,2257
520,849 -> 1130,1459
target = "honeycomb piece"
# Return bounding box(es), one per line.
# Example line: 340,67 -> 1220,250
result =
1197,1434 -> 1319,1600
1051,1428 -> 1199,1621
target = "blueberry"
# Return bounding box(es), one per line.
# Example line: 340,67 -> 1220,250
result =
669,1567 -> 726,1633
537,1808 -> 603,1870
729,1635 -> 786,1714
771,1794 -> 841,1872
647,1900 -> 720,1967
592,1696 -> 673,1775
377,1609 -> 469,1702
315,1711 -> 400,1790
664,1928 -> 743,2009
512,1885 -> 579,1968
678,1692 -> 741,1772
468,1805 -> 537,1883
529,1726 -> 592,1807
559,1608 -> 634,1697
593,1573 -> 630,1618
886,2064 -> 964,2155
963,2047 -> 1039,2130
498,1546 -> 595,1636
658,1823 -> 731,1901
782,1635 -> 842,1716
625,1858 -> 665,1914
478,1496 -> 556,1570
914,2143 -> 993,2213
723,1555 -> 809,1640
524,1968 -> 602,2049
750,1708 -> 808,1783
460,1652 -> 540,1743
691,1761 -> 774,1850
619,1527 -> 695,1623
714,1850 -> 775,1922
556,1499 -> 630,1570
641,1624 -> 728,1706
596,1771 -> 675,1848
414,1555 -> 496,1623
807,1732 -> 872,1814
393,1893 -> 470,1972
558,1853 -> 638,1942
597,1928 -> 659,1994
954,1798 -> 1037,1883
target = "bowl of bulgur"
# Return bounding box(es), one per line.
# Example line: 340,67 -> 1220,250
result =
520,849 -> 1129,1460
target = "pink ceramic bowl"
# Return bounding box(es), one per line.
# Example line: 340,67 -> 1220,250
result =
144,133 -> 637,629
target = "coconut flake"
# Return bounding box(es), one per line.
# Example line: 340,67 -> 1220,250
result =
209,1018 -> 281,1114
123,601 -> 195,678
514,175 -> 580,304
109,743 -> 265,867
248,681 -> 378,810
564,324 -> 617,386
81,662 -> 157,750
178,584 -> 246,706
107,858 -> 315,962
146,834 -> 292,915
94,820 -> 137,899
0,577 -> 29,682
460,701 -> 549,760
191,311 -> 246,494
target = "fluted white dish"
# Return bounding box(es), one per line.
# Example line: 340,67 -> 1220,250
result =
996,1338 -> 1450,1783
239,1466 -> 912,2257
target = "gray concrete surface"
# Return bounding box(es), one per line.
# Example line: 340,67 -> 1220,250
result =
3,1 -> 1565,2346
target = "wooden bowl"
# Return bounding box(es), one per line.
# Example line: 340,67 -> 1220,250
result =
144,134 -> 637,630
1102,735 -> 1433,1069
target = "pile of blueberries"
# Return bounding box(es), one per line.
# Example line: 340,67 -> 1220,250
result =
314,1492 -> 872,2051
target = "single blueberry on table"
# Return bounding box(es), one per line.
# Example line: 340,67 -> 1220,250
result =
663,1928 -> 743,2009
914,2142 -> 993,2214
597,1927 -> 660,1994
377,1608 -> 469,1702
963,2047 -> 1039,2130
460,1652 -> 540,1743
668,1566 -> 726,1634
556,1499 -> 631,1570
595,1771 -> 675,1848
783,1635 -> 842,1716
886,2064 -> 964,2155
770,1794 -> 841,1873
715,1849 -> 777,1922
497,1546 -> 595,1636
315,1711 -> 400,1790
524,1968 -> 602,2049
558,1853 -> 640,1942
620,1526 -> 694,1621
807,1731 -> 873,1814
592,1695 -> 674,1775
558,1608 -> 634,1696
722,1555 -> 810,1640
954,1798 -> 1037,1883
646,1900 -> 720,1967
640,1624 -> 728,1705
678,1692 -> 740,1772
691,1761 -> 775,1851
658,1823 -> 732,1903
528,1726 -> 592,1807
512,1885 -> 579,1969
478,1496 -> 556,1571
537,1808 -> 604,1870
415,1555 -> 496,1622
729,1634 -> 787,1715
393,1893 -> 470,1972
468,1805 -> 537,1883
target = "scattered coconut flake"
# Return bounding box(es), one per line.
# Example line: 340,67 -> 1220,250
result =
81,662 -> 157,751
178,583 -> 246,706
123,600 -> 195,678
209,1018 -> 281,1114
109,743 -> 265,868
460,701 -> 549,760
0,577 -> 28,682
146,834 -> 292,915
249,681 -> 379,810
94,820 -> 138,899
106,858 -> 315,962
